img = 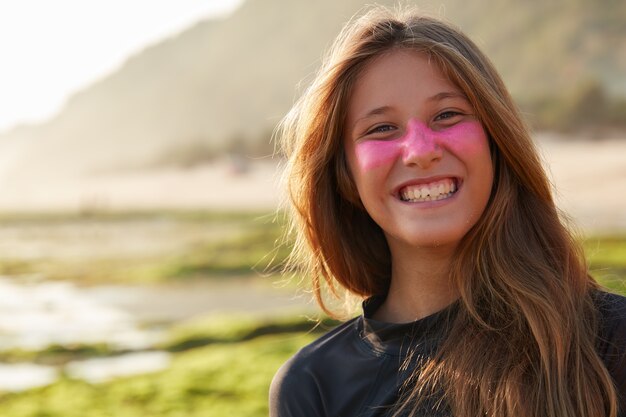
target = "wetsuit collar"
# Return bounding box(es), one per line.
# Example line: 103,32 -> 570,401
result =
360,295 -> 459,356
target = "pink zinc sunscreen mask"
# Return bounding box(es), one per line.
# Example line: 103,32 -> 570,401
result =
354,119 -> 488,172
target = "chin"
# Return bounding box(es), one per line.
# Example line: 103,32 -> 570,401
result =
388,226 -> 469,250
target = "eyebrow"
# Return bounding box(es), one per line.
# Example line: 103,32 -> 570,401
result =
349,106 -> 392,133
427,91 -> 467,102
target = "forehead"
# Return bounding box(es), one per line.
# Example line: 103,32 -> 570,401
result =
346,49 -> 460,120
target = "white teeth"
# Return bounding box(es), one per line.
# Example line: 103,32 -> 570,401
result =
400,178 -> 457,203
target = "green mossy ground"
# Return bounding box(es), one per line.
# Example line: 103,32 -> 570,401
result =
0,315 -> 324,417
0,212 -> 623,416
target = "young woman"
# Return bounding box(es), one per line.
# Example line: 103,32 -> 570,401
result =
270,7 -> 626,417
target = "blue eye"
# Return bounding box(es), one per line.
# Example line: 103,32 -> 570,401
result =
366,124 -> 396,135
434,111 -> 461,121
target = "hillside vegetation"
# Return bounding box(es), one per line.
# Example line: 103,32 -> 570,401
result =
0,0 -> 624,178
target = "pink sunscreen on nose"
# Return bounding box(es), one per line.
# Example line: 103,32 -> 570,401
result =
353,119 -> 486,171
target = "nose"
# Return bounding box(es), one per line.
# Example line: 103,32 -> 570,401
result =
401,119 -> 443,169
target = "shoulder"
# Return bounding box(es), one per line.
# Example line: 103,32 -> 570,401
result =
594,290 -> 626,343
593,291 -> 626,395
269,318 -> 360,417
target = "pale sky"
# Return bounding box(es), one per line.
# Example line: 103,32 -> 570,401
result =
0,0 -> 242,133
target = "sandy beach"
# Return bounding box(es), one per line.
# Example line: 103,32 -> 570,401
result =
0,134 -> 623,233
535,133 -> 626,233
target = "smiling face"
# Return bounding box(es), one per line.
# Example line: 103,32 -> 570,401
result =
344,49 -> 494,253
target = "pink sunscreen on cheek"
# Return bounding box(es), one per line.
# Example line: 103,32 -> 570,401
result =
353,119 -> 486,171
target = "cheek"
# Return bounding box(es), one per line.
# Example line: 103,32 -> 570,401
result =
442,121 -> 494,202
350,121 -> 491,173
439,121 -> 490,157
353,140 -> 401,172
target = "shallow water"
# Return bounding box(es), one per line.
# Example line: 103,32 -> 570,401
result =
0,276 -> 161,350
0,275 -> 309,349
65,351 -> 171,384
0,275 -> 309,391
0,363 -> 58,392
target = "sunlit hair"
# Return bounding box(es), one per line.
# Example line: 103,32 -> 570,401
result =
277,6 -> 618,417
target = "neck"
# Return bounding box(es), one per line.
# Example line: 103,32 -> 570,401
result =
374,241 -> 459,323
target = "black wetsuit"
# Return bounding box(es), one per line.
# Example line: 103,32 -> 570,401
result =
270,291 -> 626,417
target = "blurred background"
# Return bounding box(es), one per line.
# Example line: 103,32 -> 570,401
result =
0,0 -> 624,416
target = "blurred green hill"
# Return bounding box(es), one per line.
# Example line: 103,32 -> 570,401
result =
0,0 -> 624,178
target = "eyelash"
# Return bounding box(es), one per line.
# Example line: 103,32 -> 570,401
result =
365,124 -> 396,135
434,110 -> 462,121
363,110 -> 464,136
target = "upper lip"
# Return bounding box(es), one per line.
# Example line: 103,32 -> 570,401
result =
393,175 -> 460,197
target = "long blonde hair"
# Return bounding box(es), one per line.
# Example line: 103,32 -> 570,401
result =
278,6 -> 618,417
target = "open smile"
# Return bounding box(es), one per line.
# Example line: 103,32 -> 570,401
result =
398,177 -> 459,203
